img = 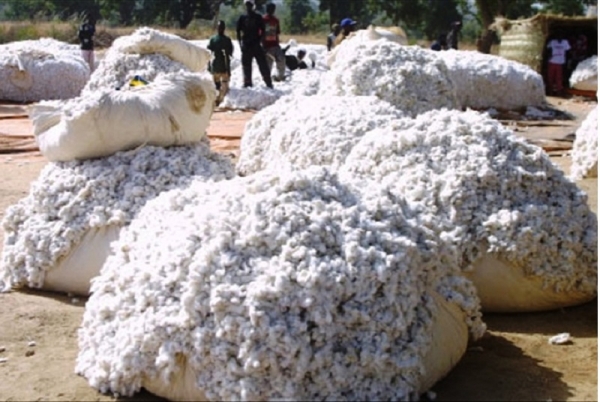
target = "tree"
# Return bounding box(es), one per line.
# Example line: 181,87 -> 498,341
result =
284,0 -> 312,34
319,0 -> 368,27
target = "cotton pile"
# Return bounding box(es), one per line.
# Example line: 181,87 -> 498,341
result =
569,55 -> 598,91
0,38 -> 89,102
318,39 -> 459,117
570,106 -> 598,180
236,95 -> 405,175
436,50 -> 546,110
31,70 -> 217,162
340,109 -> 597,313
0,142 -> 235,296
83,27 -> 210,95
76,166 -> 484,401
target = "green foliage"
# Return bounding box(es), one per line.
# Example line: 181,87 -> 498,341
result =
283,0 -> 312,34
539,0 -> 586,15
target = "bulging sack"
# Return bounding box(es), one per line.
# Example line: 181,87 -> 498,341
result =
31,72 -> 216,162
113,27 -> 211,73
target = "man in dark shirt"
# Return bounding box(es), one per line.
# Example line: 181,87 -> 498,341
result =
236,0 -> 273,88
446,21 -> 462,50
208,20 -> 234,106
78,16 -> 96,72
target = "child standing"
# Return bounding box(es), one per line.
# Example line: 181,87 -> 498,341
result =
208,20 -> 234,106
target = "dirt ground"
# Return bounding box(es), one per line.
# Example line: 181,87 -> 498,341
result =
0,96 -> 597,401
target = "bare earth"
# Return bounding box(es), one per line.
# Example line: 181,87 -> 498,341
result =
0,98 -> 597,401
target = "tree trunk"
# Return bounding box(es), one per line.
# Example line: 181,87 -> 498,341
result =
477,29 -> 496,53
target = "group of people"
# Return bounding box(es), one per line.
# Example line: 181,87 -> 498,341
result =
545,31 -> 589,96
208,0 -> 316,106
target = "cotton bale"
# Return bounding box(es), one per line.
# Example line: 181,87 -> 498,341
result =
0,143 -> 235,296
31,71 -> 216,162
569,56 -> 598,92
570,106 -> 598,180
319,40 -> 460,117
112,27 -> 211,73
340,109 -> 597,313
83,27 -> 210,95
436,50 -> 546,110
0,39 -> 89,102
236,95 -> 405,176
76,167 -> 485,401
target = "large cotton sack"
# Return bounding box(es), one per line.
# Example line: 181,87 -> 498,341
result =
77,167 -> 484,401
570,106 -> 598,180
570,56 -> 598,92
112,27 -> 211,73
341,109 -> 597,313
0,144 -> 235,296
320,40 -> 459,117
437,50 -> 546,110
0,41 -> 89,102
31,71 -> 215,162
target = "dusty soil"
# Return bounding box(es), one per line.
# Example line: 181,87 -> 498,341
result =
0,97 -> 596,401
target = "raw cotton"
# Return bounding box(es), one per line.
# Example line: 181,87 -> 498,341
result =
76,166 -> 484,401
83,27 -> 210,95
318,39 -> 460,117
436,49 -> 546,110
0,142 -> 235,295
31,71 -> 216,162
340,108 -> 597,312
569,56 -> 598,91
0,38 -> 89,102
236,95 -> 405,176
570,106 -> 598,180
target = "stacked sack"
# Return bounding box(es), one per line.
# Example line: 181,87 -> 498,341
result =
0,38 -> 89,102
1,28 -> 226,296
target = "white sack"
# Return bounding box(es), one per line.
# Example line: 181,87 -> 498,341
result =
570,106 -> 598,180
0,39 -> 89,102
340,109 -> 597,313
0,143 -> 235,296
437,50 -> 546,110
77,167 -> 485,401
319,40 -> 460,117
112,27 -> 211,73
236,95 -> 405,176
570,56 -> 598,91
31,71 -> 216,162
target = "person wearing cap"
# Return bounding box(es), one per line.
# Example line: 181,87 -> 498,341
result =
236,0 -> 274,88
208,20 -> 234,106
335,18 -> 357,47
327,23 -> 341,51
263,3 -> 286,82
446,21 -> 462,50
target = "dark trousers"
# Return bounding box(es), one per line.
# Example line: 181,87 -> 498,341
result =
241,43 -> 273,88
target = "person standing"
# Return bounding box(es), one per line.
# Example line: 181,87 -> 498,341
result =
446,21 -> 462,50
546,31 -> 571,96
327,23 -> 341,51
236,0 -> 273,88
263,3 -> 286,82
208,20 -> 234,106
79,16 -> 96,72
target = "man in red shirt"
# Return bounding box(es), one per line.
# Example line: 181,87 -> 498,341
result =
263,3 -> 286,82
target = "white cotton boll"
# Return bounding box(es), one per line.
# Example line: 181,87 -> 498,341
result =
569,56 -> 598,91
319,40 -> 460,117
0,39 -> 89,102
76,166 -> 484,401
570,106 -> 598,180
236,95 -> 405,176
340,108 -> 597,312
436,50 -> 546,110
0,143 -> 235,293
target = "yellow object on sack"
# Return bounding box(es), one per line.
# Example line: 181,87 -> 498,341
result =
129,75 -> 149,87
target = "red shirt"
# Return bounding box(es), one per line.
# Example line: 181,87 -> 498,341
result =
263,14 -> 280,48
